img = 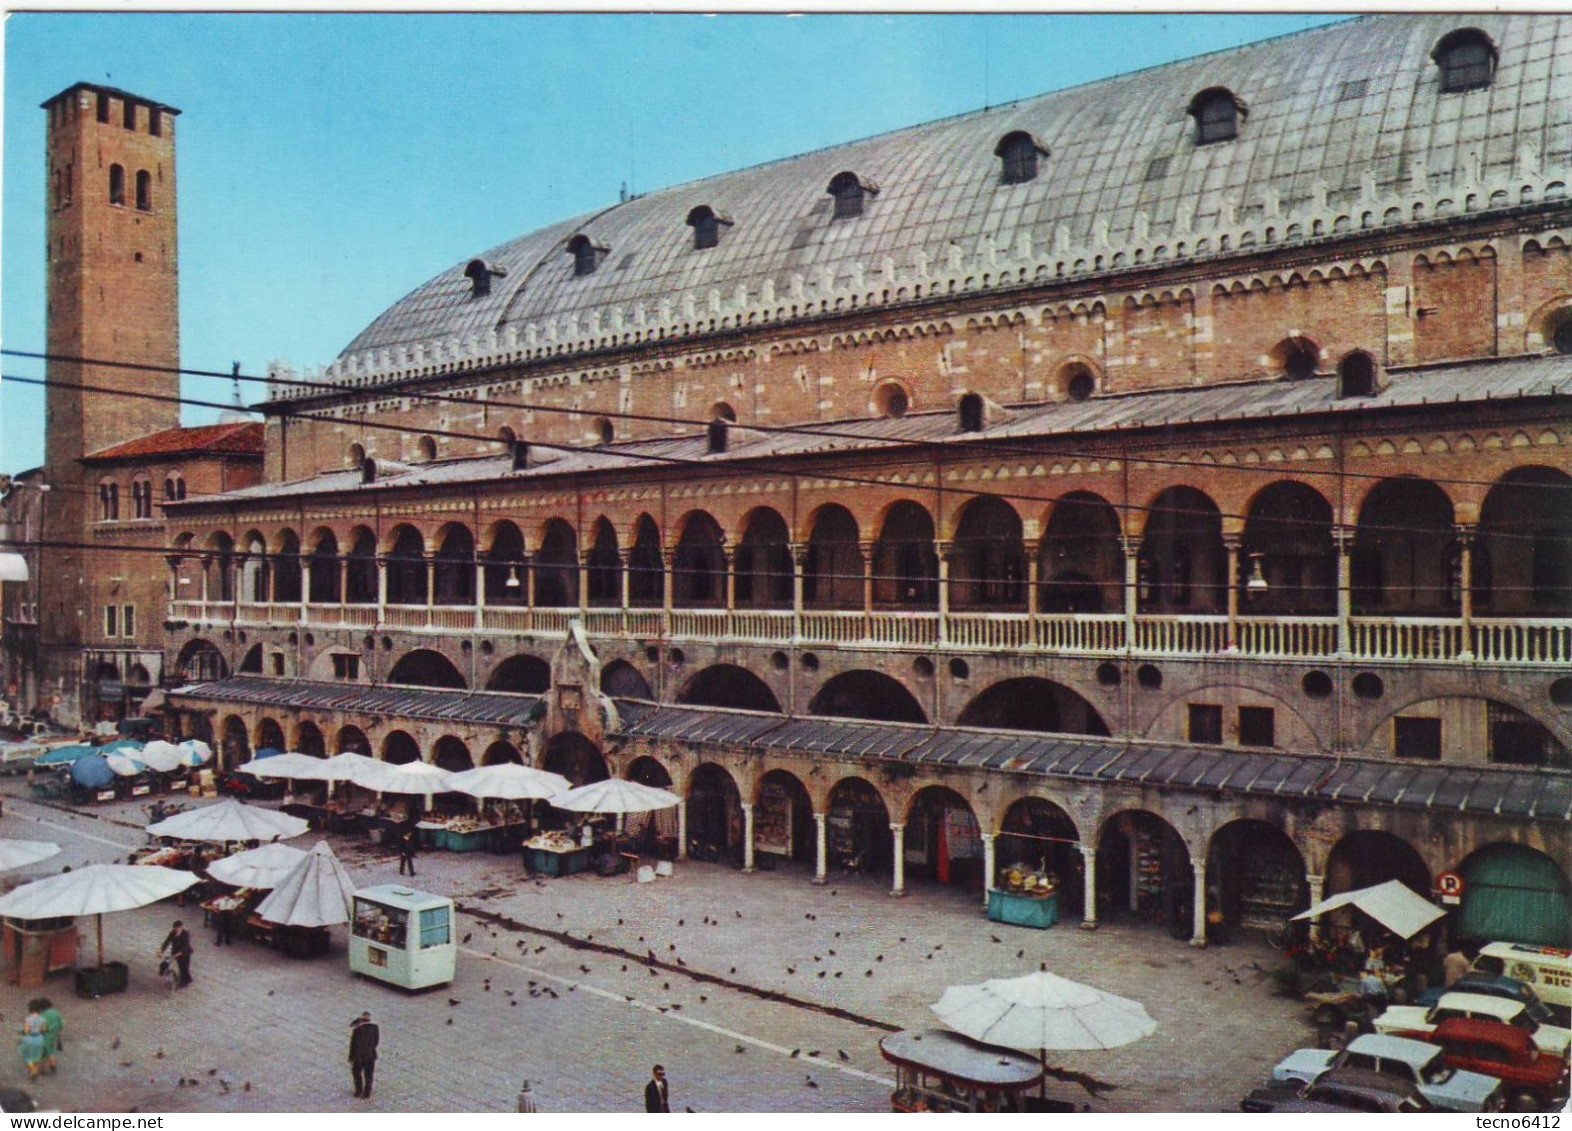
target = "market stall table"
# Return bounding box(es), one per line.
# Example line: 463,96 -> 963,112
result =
523,832 -> 594,877
245,913 -> 331,958
988,889 -> 1059,930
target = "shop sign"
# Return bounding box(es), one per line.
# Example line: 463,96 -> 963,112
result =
1436,871 -> 1465,904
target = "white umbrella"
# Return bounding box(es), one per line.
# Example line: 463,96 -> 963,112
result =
0,840 -> 62,871
319,751 -> 378,783
0,863 -> 197,966
931,966 -> 1157,1093
354,759 -> 454,795
104,751 -> 147,777
1291,879 -> 1443,940
137,740 -> 185,773
447,763 -> 570,801
552,778 -> 680,815
146,798 -> 310,844
207,842 -> 308,889
253,841 -> 357,928
177,739 -> 213,767
237,752 -> 333,781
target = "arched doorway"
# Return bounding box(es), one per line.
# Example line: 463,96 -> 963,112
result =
627,756 -> 672,788
998,797 -> 1083,916
872,501 -> 938,608
756,769 -> 815,867
736,509 -> 792,609
256,717 -> 286,753
543,732 -> 609,786
1458,844 -> 1571,948
433,525 -> 476,605
433,736 -> 473,772
483,521 -> 527,606
625,757 -> 678,854
1139,487 -> 1225,613
673,512 -> 725,607
272,530 -> 303,604
804,505 -> 861,609
957,678 -> 1110,736
586,518 -> 621,607
1352,478 -> 1455,615
906,786 -> 984,888
601,660 -> 654,700
1241,482 -> 1335,615
344,527 -> 377,605
687,763 -> 743,865
486,653 -> 550,694
381,731 -> 421,766
1207,819 -> 1307,939
1323,830 -> 1431,946
1039,492 -> 1122,613
1477,467 -> 1572,616
336,725 -> 370,756
295,721 -> 326,758
826,777 -> 892,879
677,665 -> 781,713
534,520 -> 579,607
808,670 -> 927,723
950,496 -> 1025,610
306,529 -> 341,604
1097,810 -> 1193,935
385,525 -> 427,605
482,741 -> 522,765
627,515 -> 663,606
220,715 -> 250,770
387,649 -> 467,689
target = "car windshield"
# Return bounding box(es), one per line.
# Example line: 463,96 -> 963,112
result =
1510,1012 -> 1538,1035
1420,1060 -> 1454,1086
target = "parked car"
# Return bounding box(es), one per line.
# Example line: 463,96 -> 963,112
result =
1242,1067 -> 1436,1113
1376,990 -> 1572,1055
1272,1032 -> 1504,1112
1422,1017 -> 1571,1112
1416,973 -> 1558,1026
1473,943 -> 1572,1028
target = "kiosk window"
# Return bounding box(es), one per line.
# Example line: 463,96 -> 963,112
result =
418,906 -> 451,948
352,900 -> 407,947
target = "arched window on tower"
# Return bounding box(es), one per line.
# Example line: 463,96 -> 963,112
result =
1433,29 -> 1497,93
827,172 -> 878,220
567,234 -> 607,277
135,170 -> 152,211
995,131 -> 1047,185
109,164 -> 126,206
686,205 -> 732,250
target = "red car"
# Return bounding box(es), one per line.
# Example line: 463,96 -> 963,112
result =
1424,1017 -> 1571,1112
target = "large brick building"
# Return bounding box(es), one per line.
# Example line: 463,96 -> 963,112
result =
0,83 -> 262,727
37,17 -> 1572,945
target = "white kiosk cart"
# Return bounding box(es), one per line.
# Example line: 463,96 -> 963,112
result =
348,885 -> 457,990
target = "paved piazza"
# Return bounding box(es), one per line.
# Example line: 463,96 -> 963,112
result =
0,784 -> 1312,1113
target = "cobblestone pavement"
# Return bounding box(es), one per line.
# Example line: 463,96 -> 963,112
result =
0,784 -> 1316,1113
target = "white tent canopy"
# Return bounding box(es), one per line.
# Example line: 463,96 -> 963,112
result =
254,842 -> 357,928
1292,879 -> 1444,940
354,759 -> 454,795
207,842 -> 308,889
447,763 -> 569,801
147,799 -> 310,844
237,752 -> 333,781
137,740 -> 185,774
552,778 -> 680,814
0,863 -> 198,967
0,840 -> 62,872
931,968 -> 1158,1054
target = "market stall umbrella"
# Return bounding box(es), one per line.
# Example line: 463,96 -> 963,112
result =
931,965 -> 1157,1093
34,744 -> 96,766
551,778 -> 680,815
0,840 -> 61,871
103,752 -> 147,777
447,763 -> 570,802
207,842 -> 307,889
136,740 -> 185,774
237,752 -> 333,781
1291,879 -> 1443,940
354,759 -> 455,795
253,842 -> 357,927
0,863 -> 197,967
318,752 -> 378,783
146,798 -> 310,844
100,739 -> 144,754
177,739 -> 213,767
68,754 -> 116,790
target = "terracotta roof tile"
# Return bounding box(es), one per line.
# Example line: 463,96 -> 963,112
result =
83,422 -> 264,463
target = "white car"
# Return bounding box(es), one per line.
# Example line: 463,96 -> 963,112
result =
1273,1032 -> 1503,1113
1375,991 -> 1572,1056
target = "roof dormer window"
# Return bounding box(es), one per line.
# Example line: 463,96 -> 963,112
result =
567,234 -> 608,277
994,131 -> 1048,185
686,205 -> 733,250
1433,29 -> 1496,93
1189,87 -> 1245,146
464,258 -> 507,297
827,171 -> 878,220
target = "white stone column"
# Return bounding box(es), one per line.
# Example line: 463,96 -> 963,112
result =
425,555 -> 436,611
1121,535 -> 1140,652
889,822 -> 906,897
619,548 -> 632,611
474,559 -> 486,631
936,542 -> 951,647
1455,524 -> 1475,660
740,802 -> 755,873
1191,859 -> 1208,948
1223,532 -> 1242,653
812,811 -> 828,885
1305,872 -> 1326,941
790,544 -> 807,644
1334,526 -> 1353,658
338,558 -> 350,611
1079,845 -> 1098,930
376,557 -> 388,622
676,799 -> 688,861
981,832 -> 996,910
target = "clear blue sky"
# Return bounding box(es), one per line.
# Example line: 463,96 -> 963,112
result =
1,11 -> 1345,474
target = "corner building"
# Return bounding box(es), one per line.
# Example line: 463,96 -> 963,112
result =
166,16 -> 1571,946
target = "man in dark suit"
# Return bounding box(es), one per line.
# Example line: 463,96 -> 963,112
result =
349,1011 -> 380,1099
159,921 -> 193,986
644,1064 -> 670,1112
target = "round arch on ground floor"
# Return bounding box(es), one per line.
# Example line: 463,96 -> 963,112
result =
382,730 -> 421,765
826,776 -> 891,879
1206,819 -> 1307,938
1096,809 -> 1193,937
482,740 -> 522,766
756,768 -> 815,865
626,756 -> 672,788
433,735 -> 473,772
905,785 -> 983,888
543,732 -> 609,786
997,796 -> 1083,915
255,717 -> 285,753
687,762 -> 743,864
220,714 -> 250,769
336,725 -> 370,756
1457,843 -> 1571,948
294,720 -> 326,758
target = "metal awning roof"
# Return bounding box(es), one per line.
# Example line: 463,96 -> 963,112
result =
165,679 -> 1569,822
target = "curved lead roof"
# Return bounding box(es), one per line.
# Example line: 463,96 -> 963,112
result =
342,14 -> 1570,358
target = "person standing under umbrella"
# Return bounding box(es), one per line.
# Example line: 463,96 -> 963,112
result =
160,919 -> 194,987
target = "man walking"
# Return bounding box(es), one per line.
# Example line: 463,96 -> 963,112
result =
397,825 -> 418,877
159,920 -> 194,987
349,1011 -> 380,1099
644,1064 -> 670,1112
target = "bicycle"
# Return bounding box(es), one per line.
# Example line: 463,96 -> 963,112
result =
156,953 -> 182,993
